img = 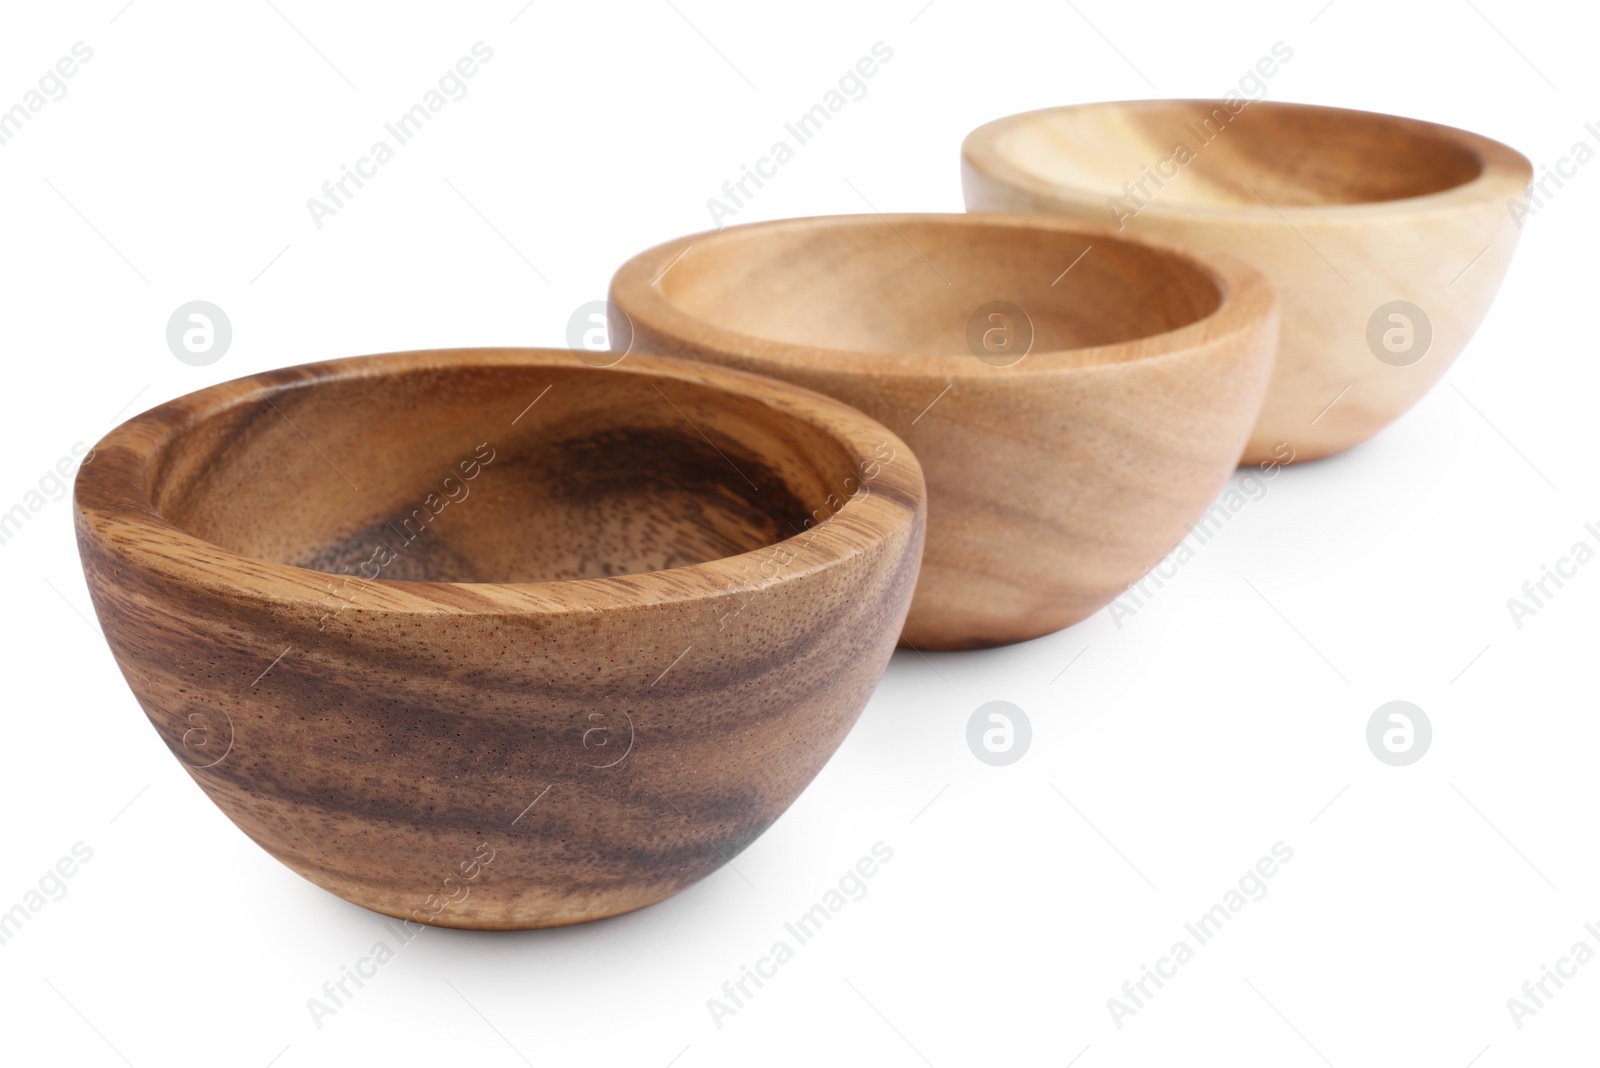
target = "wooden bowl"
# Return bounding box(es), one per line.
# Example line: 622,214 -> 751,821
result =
73,348 -> 924,929
963,101 -> 1532,462
609,213 -> 1276,650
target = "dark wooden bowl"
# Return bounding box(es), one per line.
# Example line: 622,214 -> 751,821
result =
74,348 -> 924,928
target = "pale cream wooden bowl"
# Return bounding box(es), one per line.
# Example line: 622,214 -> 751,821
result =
610,213 -> 1276,650
963,101 -> 1532,462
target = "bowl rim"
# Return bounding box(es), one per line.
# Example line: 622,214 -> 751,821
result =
609,211 -> 1276,379
961,99 -> 1534,224
73,347 -> 925,618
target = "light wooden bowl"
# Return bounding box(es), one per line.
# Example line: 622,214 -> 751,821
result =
963,101 -> 1532,463
610,213 -> 1276,650
74,348 -> 924,929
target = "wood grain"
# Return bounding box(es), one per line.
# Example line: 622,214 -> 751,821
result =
74,348 -> 924,929
962,100 -> 1531,462
610,213 -> 1276,650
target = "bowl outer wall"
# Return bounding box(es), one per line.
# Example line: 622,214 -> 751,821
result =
609,213 -> 1279,650
72,347 -> 926,929
961,101 -> 1533,462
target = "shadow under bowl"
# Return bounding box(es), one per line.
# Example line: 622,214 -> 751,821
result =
74,348 -> 924,928
962,100 -> 1532,462
610,213 -> 1277,650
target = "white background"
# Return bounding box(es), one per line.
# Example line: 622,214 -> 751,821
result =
2,1 -> 1596,1065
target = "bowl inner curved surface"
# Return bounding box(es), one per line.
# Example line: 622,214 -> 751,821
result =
995,102 -> 1485,208
150,364 -> 859,583
658,217 -> 1223,355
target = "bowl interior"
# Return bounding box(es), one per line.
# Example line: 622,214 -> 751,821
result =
658,217 -> 1222,355
149,363 -> 858,583
993,102 -> 1486,208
